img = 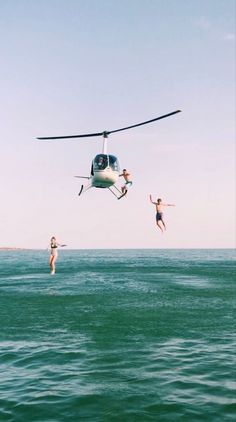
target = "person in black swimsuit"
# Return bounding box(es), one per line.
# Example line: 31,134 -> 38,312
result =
49,236 -> 66,275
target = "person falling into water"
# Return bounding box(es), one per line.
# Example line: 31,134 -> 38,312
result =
48,236 -> 66,275
149,195 -> 175,233
119,169 -> 132,196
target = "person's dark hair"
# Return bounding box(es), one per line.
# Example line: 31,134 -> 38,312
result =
157,198 -> 162,203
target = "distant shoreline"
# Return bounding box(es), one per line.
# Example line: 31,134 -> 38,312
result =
0,247 -> 30,251
0,247 -> 234,251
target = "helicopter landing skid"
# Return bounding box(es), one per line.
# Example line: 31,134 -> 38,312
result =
108,185 -> 125,199
117,190 -> 127,200
78,185 -> 84,196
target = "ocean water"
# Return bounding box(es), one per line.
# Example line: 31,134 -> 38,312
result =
0,249 -> 235,422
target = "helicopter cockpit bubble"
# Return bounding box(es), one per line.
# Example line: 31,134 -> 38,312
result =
93,154 -> 120,172
93,154 -> 108,170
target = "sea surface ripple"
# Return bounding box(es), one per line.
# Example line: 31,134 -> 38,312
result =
0,249 -> 235,421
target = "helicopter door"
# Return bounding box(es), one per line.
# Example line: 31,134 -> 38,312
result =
108,155 -> 120,172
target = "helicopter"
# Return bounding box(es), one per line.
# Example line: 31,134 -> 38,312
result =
37,110 -> 181,199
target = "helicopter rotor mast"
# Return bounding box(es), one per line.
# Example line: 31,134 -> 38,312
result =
36,110 -> 181,141
102,131 -> 109,154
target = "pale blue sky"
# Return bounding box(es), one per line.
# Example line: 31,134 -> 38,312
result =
0,0 -> 235,249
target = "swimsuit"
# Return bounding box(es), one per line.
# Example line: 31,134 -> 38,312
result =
51,243 -> 58,256
156,212 -> 163,221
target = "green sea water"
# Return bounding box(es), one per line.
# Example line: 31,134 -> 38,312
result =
0,249 -> 235,421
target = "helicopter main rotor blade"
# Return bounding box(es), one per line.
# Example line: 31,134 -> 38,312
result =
37,132 -> 103,140
107,110 -> 181,135
36,110 -> 181,140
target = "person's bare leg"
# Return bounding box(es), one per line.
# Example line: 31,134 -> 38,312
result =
49,256 -> 53,271
51,256 -> 56,274
161,219 -> 166,231
156,221 -> 163,233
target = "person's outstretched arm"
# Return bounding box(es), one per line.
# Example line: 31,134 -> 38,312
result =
149,194 -> 156,204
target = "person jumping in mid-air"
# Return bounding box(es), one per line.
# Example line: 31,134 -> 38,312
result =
119,169 -> 132,197
48,236 -> 66,275
149,195 -> 175,233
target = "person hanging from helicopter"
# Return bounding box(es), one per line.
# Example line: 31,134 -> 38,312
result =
149,195 -> 175,233
119,169 -> 133,197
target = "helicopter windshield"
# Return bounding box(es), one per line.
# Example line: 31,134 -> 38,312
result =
93,154 -> 108,170
93,154 -> 119,172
